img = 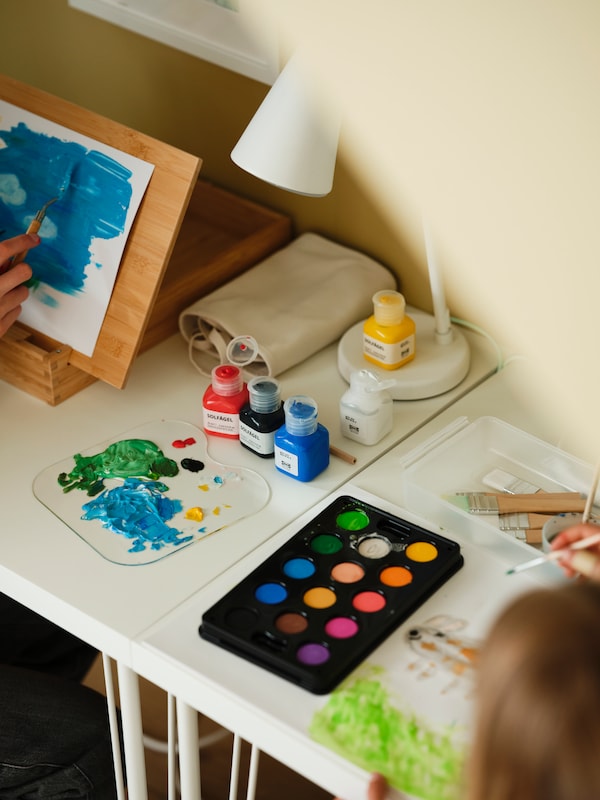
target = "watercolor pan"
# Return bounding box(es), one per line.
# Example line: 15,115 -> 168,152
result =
199,494 -> 464,694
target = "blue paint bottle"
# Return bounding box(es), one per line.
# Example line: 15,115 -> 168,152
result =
274,395 -> 329,482
239,376 -> 285,458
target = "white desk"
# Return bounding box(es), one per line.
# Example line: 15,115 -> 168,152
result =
0,327 -> 498,800
132,359 -> 577,800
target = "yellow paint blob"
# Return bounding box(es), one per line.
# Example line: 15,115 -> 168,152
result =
184,507 -> 204,522
405,541 -> 438,563
198,484 -> 209,492
303,586 -> 336,609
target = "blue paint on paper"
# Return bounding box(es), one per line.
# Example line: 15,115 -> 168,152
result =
81,478 -> 192,553
0,122 -> 133,297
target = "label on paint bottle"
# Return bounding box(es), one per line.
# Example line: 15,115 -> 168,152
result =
274,445 -> 299,477
203,408 -> 239,437
239,422 -> 276,456
363,333 -> 415,367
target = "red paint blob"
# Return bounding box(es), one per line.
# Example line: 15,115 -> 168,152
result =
172,438 -> 197,448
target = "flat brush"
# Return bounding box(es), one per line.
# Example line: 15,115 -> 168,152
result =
9,197 -> 57,267
447,491 -> 587,515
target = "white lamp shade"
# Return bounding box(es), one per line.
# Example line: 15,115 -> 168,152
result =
231,53 -> 340,197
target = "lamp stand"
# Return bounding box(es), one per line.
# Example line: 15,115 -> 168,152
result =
337,307 -> 470,400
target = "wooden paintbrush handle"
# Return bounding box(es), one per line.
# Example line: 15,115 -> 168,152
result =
497,492 -> 586,515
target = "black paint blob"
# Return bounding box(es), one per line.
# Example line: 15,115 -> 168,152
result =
181,458 -> 205,473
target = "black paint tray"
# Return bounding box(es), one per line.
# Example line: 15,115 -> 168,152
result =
199,495 -> 463,694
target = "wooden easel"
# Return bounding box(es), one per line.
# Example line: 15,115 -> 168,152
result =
0,74 -> 201,404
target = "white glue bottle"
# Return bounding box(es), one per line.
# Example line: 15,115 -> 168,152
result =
339,369 -> 395,445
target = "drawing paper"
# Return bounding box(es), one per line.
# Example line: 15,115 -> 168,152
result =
0,100 -> 154,356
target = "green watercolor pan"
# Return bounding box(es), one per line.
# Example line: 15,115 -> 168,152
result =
199,495 -> 464,694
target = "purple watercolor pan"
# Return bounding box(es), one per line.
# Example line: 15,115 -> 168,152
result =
199,495 -> 463,694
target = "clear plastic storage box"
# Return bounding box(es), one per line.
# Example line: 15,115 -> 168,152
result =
399,416 -> 596,562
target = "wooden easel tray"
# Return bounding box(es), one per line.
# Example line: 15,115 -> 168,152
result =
0,74 -> 201,403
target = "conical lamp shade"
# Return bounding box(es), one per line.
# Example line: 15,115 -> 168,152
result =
231,54 -> 340,197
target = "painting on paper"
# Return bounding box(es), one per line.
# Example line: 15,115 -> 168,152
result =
0,100 -> 154,356
309,541 -> 541,800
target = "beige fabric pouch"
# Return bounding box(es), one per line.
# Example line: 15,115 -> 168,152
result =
179,232 -> 396,377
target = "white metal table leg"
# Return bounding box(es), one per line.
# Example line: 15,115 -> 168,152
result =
229,733 -> 243,800
101,654 -> 126,800
176,698 -> 202,800
246,744 -> 261,800
168,693 -> 177,800
116,661 -> 149,800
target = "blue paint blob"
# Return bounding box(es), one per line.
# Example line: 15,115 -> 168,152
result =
0,122 -> 133,296
81,477 -> 191,553
283,557 -> 316,580
254,583 -> 288,605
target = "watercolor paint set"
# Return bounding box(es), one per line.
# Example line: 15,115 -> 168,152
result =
199,494 -> 464,694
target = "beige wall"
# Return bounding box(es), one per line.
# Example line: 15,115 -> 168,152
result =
1,0 -> 598,460
0,1 -> 415,291
251,0 -> 600,463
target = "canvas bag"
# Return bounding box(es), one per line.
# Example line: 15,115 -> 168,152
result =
179,232 -> 396,377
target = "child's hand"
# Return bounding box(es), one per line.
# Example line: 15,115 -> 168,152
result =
333,772 -> 389,800
0,234 -> 40,337
551,522 -> 600,580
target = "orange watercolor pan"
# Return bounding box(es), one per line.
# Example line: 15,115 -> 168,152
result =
199,495 -> 464,694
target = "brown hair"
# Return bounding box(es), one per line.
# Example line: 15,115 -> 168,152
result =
467,581 -> 600,800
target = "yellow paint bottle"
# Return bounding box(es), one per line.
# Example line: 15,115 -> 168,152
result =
363,290 -> 416,369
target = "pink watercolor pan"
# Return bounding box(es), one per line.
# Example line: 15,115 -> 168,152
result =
199,495 -> 463,694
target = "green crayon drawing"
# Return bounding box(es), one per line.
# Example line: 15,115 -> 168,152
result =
310,669 -> 467,800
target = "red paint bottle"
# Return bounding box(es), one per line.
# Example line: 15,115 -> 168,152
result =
202,335 -> 258,439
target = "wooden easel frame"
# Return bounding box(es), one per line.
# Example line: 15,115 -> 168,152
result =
0,74 -> 201,402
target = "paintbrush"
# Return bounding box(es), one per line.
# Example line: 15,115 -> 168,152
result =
506,530 -> 600,575
447,491 -> 587,515
582,461 -> 600,524
9,197 -> 58,267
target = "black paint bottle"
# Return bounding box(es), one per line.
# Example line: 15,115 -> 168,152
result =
239,376 -> 285,458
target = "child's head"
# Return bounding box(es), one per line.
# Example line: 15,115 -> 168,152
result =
467,581 -> 600,800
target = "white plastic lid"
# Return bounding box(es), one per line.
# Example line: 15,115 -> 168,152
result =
349,369 -> 395,395
346,370 -> 395,411
372,290 -> 406,326
226,335 -> 259,368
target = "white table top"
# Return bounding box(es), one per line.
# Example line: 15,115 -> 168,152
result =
0,327 -> 497,662
132,358 -> 578,800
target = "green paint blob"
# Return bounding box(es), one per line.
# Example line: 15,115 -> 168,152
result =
336,509 -> 370,530
310,672 -> 466,800
57,438 -> 179,496
311,534 -> 343,555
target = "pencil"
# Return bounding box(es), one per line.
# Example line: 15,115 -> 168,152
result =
329,445 -> 356,465
506,530 -> 600,575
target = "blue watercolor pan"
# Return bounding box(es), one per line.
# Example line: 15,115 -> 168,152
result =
199,495 -> 464,694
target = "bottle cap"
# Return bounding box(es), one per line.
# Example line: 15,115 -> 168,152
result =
372,290 -> 406,326
248,376 -> 281,413
346,370 -> 395,411
284,395 -> 318,436
226,335 -> 259,368
349,369 -> 395,395
211,364 -> 243,396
